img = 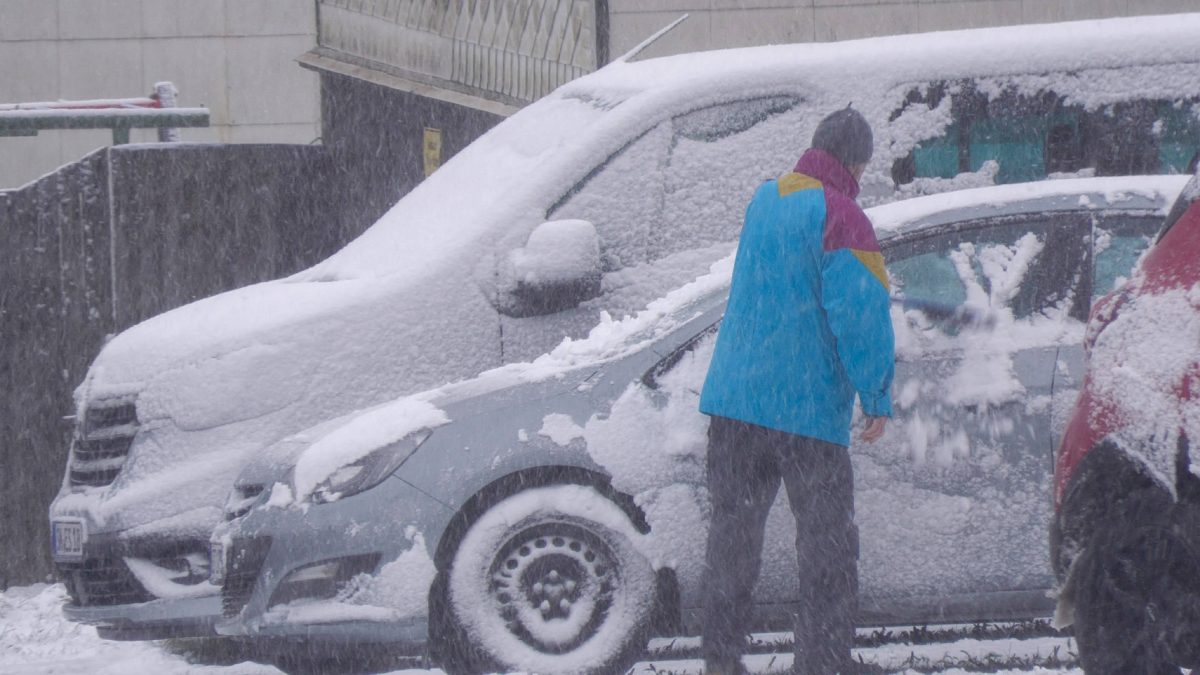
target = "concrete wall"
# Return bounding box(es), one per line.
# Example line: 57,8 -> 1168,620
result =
0,0 -> 321,189
609,0 -> 1200,60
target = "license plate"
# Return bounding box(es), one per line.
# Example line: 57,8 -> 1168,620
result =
209,541 -> 226,585
52,519 -> 86,561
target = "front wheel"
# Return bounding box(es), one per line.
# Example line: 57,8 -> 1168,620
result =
438,484 -> 656,675
1072,496 -> 1191,674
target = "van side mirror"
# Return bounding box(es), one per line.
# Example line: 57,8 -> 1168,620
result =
496,219 -> 603,318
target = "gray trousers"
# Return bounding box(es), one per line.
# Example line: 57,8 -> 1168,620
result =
701,415 -> 859,675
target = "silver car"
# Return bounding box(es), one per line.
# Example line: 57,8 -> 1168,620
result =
206,176 -> 1186,674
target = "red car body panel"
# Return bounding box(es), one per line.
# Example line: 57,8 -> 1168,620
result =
1055,187 -> 1200,508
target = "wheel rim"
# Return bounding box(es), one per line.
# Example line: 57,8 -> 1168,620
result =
488,522 -> 617,654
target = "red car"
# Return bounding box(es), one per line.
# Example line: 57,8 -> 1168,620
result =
1053,164 -> 1200,674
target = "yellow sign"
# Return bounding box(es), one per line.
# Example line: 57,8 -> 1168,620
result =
423,127 -> 443,177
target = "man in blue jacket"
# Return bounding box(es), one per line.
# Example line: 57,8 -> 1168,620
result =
698,106 -> 895,675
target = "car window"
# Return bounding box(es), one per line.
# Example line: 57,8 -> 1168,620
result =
886,214 -> 1090,323
658,97 -> 801,259
1092,214 -> 1162,300
550,96 -> 802,270
548,124 -> 672,271
889,80 -> 1200,190
885,250 -> 967,308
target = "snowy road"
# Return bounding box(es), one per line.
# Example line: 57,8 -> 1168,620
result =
2,584 -> 1082,675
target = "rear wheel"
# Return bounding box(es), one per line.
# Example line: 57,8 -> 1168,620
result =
436,484 -> 656,675
1073,490 -> 1192,674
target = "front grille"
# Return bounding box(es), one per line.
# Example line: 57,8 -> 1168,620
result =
70,399 -> 138,488
221,537 -> 273,617
58,557 -> 153,606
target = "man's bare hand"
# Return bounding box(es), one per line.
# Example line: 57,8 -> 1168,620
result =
859,416 -> 887,443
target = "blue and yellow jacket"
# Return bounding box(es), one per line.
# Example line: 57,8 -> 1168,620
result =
699,148 -> 895,447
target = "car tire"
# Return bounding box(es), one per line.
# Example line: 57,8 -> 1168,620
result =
1073,489 -> 1184,675
438,483 -> 656,675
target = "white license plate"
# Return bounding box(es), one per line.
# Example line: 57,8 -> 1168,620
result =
52,519 -> 86,561
209,542 -> 226,585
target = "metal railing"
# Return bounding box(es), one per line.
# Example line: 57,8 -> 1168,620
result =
0,82 -> 209,145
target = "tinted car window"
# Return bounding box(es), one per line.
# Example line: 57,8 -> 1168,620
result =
889,81 -> 1200,190
1092,214 -> 1163,300
886,214 -> 1090,322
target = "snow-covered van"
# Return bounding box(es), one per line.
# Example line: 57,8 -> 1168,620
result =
50,13 -> 1200,639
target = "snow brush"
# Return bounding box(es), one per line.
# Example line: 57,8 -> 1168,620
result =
892,296 -> 997,331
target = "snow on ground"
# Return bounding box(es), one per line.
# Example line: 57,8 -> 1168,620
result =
2,583 -> 1088,675
0,584 -> 281,675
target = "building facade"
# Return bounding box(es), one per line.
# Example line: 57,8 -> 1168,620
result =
0,0 -> 321,188
303,0 -> 1199,219
3,0 -> 1198,189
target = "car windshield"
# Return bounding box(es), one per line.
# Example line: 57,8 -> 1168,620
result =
295,93 -> 614,282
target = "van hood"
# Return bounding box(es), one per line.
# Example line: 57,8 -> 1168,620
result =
80,276 -> 397,427
60,265 -> 503,535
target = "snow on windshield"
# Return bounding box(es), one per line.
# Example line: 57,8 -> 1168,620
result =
448,253 -> 734,397
297,93 -> 612,283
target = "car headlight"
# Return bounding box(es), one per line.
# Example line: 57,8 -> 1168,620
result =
308,429 -> 434,504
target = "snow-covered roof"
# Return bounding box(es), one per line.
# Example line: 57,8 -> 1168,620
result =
868,175 -> 1191,237
583,13 -> 1200,103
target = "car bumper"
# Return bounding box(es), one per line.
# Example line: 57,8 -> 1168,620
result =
49,505 -> 225,640
63,594 -> 222,640
213,475 -> 451,648
217,614 -> 428,645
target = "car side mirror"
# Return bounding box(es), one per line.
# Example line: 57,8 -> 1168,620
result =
496,219 -> 603,318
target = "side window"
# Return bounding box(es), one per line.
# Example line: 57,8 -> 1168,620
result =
1157,102 -> 1200,173
1092,214 -> 1162,300
549,95 -> 802,272
658,96 -> 801,259
887,215 -> 1090,323
549,124 -> 671,271
886,250 -> 967,308
890,80 -> 1200,192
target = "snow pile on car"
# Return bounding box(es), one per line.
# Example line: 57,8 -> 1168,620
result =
572,14 -> 1200,208
1088,285 -> 1200,490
